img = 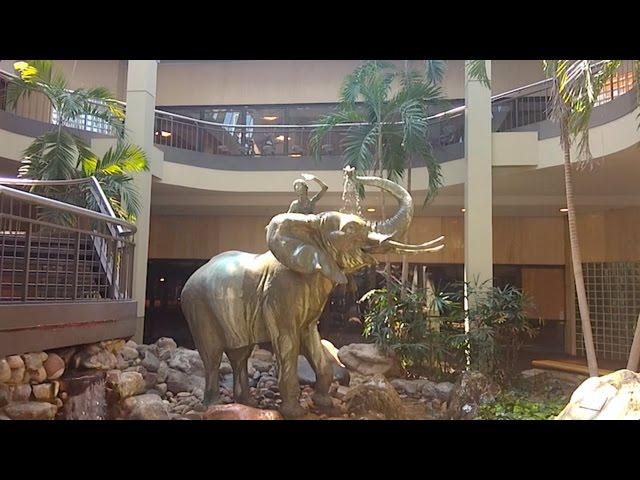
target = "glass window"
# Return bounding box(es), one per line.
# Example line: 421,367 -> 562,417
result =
245,107 -> 285,155
595,70 -> 636,106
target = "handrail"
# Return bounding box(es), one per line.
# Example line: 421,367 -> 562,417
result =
0,177 -> 131,235
0,177 -> 96,186
155,104 -> 465,129
0,183 -> 137,234
489,60 -> 612,102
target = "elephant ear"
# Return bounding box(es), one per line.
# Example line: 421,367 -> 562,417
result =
266,214 -> 347,284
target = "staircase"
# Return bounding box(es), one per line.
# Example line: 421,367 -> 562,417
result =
0,179 -> 138,357
0,230 -> 110,302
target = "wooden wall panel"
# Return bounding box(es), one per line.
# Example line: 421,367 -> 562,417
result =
577,207 -> 640,262
148,208 -> 638,264
494,217 -> 565,265
149,215 -> 220,259
522,267 -> 565,320
217,216 -> 270,254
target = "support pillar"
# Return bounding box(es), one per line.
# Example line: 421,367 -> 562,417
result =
124,60 -> 158,343
464,60 -> 493,292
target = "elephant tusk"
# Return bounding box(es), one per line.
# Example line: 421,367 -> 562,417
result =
387,235 -> 445,250
393,244 -> 445,254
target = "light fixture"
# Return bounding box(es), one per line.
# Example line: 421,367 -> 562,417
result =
159,277 -> 166,282
263,116 -> 278,121
290,153 -> 302,158
275,135 -> 285,142
560,208 -> 569,213
461,208 -> 466,213
160,131 -> 172,137
367,208 -> 376,212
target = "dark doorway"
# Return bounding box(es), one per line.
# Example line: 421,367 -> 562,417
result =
145,259 -> 206,347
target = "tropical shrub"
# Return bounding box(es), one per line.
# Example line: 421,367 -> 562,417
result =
359,276 -> 539,384
7,60 -> 148,221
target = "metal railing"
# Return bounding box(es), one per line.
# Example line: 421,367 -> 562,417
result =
0,179 -> 136,303
1,61 -> 637,158
153,106 -> 466,157
491,60 -> 637,132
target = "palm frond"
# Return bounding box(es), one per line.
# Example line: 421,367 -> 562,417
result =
309,109 -> 364,160
339,60 -> 395,105
467,60 -> 491,89
19,129 -> 84,180
545,60 -> 623,167
342,124 -> 379,174
425,60 -> 447,85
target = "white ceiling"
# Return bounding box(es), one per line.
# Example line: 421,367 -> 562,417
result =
151,145 -> 640,217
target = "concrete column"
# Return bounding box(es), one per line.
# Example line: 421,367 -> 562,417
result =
124,60 -> 158,343
464,60 -> 493,292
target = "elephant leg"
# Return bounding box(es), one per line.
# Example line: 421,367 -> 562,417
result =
182,297 -> 222,406
200,345 -> 223,406
271,333 -> 305,419
226,346 -> 255,406
301,325 -> 333,409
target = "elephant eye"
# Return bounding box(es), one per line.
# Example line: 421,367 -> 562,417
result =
342,222 -> 356,234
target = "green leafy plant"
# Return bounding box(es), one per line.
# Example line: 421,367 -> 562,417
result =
477,391 -> 567,420
360,276 -> 539,384
447,280 -> 539,383
359,277 -> 464,380
7,60 -> 148,221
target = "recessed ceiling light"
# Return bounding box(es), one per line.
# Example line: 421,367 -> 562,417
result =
461,208 -> 466,213
367,208 -> 376,212
290,153 -> 302,158
160,131 -> 172,137
275,135 -> 285,142
159,277 -> 166,282
263,116 -> 278,121
560,208 -> 569,213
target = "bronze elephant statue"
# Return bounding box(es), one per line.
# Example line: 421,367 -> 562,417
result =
180,175 -> 444,418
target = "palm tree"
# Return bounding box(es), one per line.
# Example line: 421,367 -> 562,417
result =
543,60 -> 623,377
7,60 -> 148,220
310,60 -> 444,289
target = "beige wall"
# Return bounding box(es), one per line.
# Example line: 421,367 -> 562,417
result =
2,59 -> 544,108
53,60 -> 128,100
156,60 -> 544,106
1,60 -> 128,100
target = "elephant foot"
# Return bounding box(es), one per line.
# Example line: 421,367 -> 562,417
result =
203,393 -> 222,407
238,396 -> 259,408
312,392 -> 333,408
280,402 -> 307,419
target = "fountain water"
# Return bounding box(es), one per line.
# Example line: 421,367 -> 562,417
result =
340,166 -> 361,216
60,370 -> 108,420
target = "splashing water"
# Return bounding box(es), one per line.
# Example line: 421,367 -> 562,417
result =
340,166 -> 361,216
62,371 -> 107,420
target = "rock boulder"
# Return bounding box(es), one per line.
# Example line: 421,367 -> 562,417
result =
4,401 -> 57,420
556,369 -> 640,420
203,403 -> 282,420
337,343 -> 401,377
446,371 -> 500,420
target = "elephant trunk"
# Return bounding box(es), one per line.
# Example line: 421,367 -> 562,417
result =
355,175 -> 413,240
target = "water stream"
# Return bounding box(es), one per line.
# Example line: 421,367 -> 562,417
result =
60,370 -> 107,420
340,166 -> 361,216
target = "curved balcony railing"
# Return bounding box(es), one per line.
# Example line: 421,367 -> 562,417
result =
1,61 -> 637,161
152,106 -> 466,159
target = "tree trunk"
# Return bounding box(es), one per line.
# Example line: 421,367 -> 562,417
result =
626,312 -> 640,372
563,135 -> 598,377
400,157 -> 411,296
377,120 -> 391,292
